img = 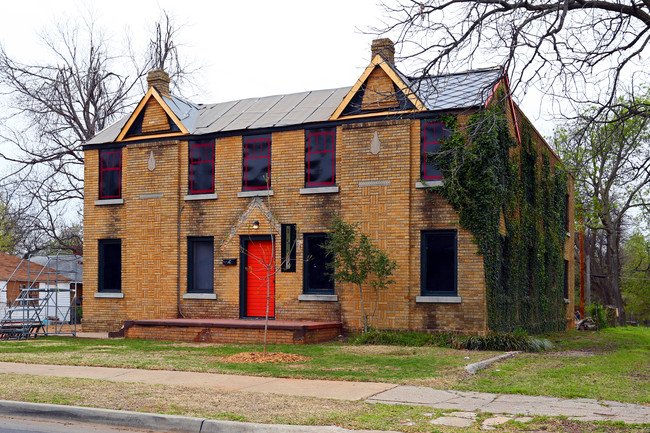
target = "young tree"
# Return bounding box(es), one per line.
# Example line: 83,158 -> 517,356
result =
323,214 -> 397,333
378,1 -> 650,123
554,100 -> 650,324
0,10 -> 191,253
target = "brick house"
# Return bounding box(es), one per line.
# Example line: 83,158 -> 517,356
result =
82,39 -> 575,338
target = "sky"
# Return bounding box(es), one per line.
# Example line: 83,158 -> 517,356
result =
0,0 -> 554,137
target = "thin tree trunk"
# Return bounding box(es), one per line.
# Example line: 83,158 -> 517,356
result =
264,270 -> 270,355
358,283 -> 368,333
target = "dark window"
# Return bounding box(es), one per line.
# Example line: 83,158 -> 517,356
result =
564,193 -> 570,232
100,149 -> 122,199
243,135 -> 271,190
564,260 -> 570,299
98,239 -> 121,292
421,121 -> 447,181
188,237 -> 214,293
305,129 -> 335,187
303,233 -> 334,294
189,142 -> 214,194
281,224 -> 296,272
421,231 -> 457,296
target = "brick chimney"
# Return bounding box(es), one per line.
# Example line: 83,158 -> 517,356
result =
371,38 -> 395,64
147,69 -> 170,94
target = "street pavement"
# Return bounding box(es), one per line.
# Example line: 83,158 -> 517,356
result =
0,360 -> 648,431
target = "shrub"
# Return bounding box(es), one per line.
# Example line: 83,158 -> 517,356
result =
350,329 -> 552,352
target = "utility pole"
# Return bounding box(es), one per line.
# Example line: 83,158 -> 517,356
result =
579,217 -> 585,318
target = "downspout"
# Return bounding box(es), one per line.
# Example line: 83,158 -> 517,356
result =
177,181 -> 186,318
177,204 -> 186,318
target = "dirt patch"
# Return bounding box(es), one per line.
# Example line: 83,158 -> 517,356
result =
551,350 -> 597,357
217,352 -> 311,364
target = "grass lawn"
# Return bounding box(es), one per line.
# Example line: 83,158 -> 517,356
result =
0,373 -> 645,433
457,327 -> 650,405
0,326 -> 647,404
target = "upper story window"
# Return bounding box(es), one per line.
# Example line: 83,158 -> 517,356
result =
189,142 -> 215,194
305,129 -> 336,187
243,135 -> 271,191
421,121 -> 447,181
99,149 -> 122,199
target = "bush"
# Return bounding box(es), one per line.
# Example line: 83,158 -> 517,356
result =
350,329 -> 552,352
586,302 -> 609,329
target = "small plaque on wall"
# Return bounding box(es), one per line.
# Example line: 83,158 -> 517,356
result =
222,258 -> 237,266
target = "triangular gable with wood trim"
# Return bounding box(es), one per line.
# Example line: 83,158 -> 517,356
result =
330,54 -> 426,120
116,87 -> 189,142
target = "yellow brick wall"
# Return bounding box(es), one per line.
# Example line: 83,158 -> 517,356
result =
142,99 -> 170,133
361,68 -> 399,110
83,109 -> 573,335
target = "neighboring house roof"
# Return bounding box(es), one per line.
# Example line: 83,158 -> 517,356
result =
30,255 -> 82,283
85,65 -> 504,146
0,251 -> 71,283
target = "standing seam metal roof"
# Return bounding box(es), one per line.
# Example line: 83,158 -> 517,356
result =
85,67 -> 503,146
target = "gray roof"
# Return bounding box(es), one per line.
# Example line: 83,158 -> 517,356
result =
411,67 -> 503,111
85,67 -> 503,146
29,255 -> 83,283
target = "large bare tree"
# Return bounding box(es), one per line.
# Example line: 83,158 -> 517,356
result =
554,101 -> 650,324
379,1 -> 650,122
0,11 -> 189,254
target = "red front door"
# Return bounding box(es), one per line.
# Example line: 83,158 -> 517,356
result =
246,239 -> 275,318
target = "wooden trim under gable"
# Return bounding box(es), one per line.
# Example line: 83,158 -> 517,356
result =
116,87 -> 189,142
330,54 -> 426,120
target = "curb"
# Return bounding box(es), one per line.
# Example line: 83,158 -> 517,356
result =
0,400 -> 391,433
465,351 -> 520,375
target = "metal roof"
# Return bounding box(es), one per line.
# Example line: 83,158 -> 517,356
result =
85,67 -> 503,146
411,67 -> 503,111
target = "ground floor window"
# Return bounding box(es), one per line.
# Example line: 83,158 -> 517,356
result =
303,233 -> 334,294
98,239 -> 121,292
421,230 -> 457,296
188,237 -> 214,293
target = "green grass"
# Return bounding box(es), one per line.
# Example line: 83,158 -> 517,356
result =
456,327 -> 650,404
0,336 -> 489,384
0,327 -> 648,404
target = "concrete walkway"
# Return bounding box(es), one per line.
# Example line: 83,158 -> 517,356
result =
0,361 -> 648,425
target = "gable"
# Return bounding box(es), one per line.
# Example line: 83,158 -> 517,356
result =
331,54 -> 425,120
116,87 -> 189,142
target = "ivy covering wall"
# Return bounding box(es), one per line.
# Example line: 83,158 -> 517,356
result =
434,96 -> 568,334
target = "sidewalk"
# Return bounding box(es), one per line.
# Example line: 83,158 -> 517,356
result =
0,361 -> 648,426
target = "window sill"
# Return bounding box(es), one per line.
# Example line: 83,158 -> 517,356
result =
184,193 -> 219,201
94,199 -> 124,206
183,293 -> 217,300
415,181 -> 444,189
299,186 -> 339,195
416,296 -> 461,303
94,292 -> 124,299
237,190 -> 274,198
298,294 -> 338,302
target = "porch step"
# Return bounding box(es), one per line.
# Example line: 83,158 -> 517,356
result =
110,318 -> 343,344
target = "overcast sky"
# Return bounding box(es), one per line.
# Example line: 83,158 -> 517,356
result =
0,0 -> 553,136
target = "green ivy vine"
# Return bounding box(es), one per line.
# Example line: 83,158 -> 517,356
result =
432,95 -> 568,334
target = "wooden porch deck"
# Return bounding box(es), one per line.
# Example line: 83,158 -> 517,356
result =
109,318 -> 343,344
